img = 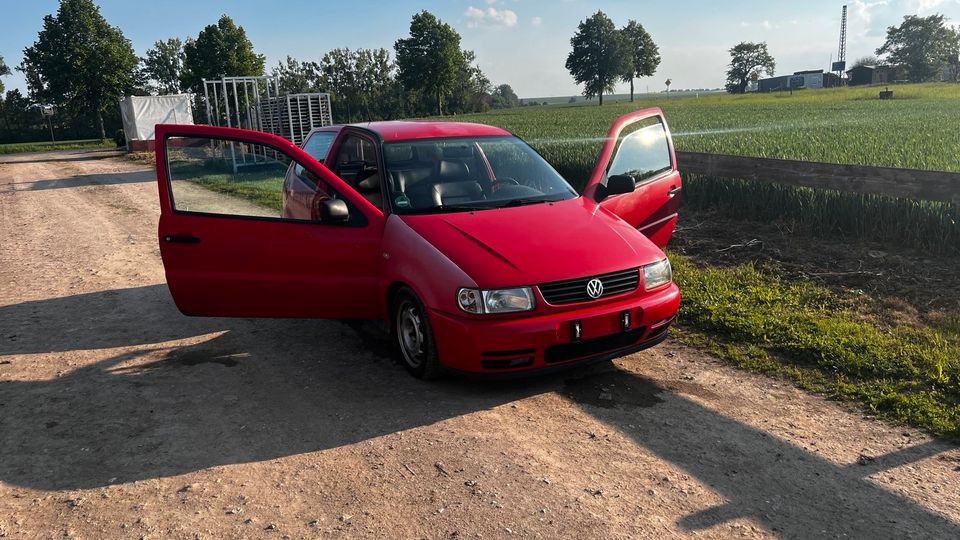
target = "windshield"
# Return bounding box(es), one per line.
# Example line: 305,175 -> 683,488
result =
383,136 -> 577,215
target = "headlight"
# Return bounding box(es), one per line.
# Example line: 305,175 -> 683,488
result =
457,287 -> 535,314
643,258 -> 672,291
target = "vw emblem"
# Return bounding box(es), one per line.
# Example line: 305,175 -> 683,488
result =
586,278 -> 604,299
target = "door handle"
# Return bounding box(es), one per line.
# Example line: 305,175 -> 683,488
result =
667,186 -> 682,197
163,235 -> 201,244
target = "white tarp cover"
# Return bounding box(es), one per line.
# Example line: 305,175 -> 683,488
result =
119,94 -> 193,141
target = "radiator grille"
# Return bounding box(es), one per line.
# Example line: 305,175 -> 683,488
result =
538,268 -> 639,305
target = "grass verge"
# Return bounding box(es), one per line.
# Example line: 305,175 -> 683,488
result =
0,139 -> 114,155
670,253 -> 960,440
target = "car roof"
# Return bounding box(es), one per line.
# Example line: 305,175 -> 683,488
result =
308,120 -> 512,142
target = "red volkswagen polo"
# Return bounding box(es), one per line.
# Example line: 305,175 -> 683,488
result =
155,108 -> 681,378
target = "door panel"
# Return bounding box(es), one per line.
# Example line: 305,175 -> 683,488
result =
584,108 -> 682,248
155,124 -> 385,319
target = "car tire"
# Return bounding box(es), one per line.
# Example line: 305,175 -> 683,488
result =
392,287 -> 442,380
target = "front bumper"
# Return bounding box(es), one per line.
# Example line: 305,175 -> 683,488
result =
428,283 -> 680,374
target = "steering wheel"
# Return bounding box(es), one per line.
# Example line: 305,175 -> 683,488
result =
490,177 -> 520,193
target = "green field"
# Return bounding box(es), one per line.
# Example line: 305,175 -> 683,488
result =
0,138 -> 114,155
460,83 -> 960,254
462,83 -> 960,438
469,83 -> 960,174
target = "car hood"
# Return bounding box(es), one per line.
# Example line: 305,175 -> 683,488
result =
399,198 -> 665,289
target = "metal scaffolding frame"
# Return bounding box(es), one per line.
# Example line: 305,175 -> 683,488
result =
250,93 -> 334,147
202,76 -> 333,171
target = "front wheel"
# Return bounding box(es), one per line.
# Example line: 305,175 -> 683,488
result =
392,288 -> 442,379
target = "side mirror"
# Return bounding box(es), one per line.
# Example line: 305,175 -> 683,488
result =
320,199 -> 350,224
597,174 -> 635,201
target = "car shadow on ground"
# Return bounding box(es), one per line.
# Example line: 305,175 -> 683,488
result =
0,170 -> 154,192
1,285 -> 957,537
562,370 -> 960,537
0,285 -> 557,490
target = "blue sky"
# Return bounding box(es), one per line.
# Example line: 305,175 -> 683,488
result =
2,0 -> 959,98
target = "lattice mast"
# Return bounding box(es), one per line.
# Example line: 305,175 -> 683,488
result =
837,5 -> 848,77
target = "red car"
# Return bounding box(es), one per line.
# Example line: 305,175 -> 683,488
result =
154,108 -> 681,378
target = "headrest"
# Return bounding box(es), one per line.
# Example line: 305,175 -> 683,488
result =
356,169 -> 380,192
437,160 -> 469,181
432,181 -> 483,206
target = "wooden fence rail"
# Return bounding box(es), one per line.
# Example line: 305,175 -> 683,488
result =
675,151 -> 960,204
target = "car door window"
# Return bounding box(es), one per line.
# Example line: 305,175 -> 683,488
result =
334,134 -> 383,210
605,117 -> 672,185
166,136 -> 319,221
295,131 -> 337,189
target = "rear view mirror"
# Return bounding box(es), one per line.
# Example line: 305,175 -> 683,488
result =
598,174 -> 635,201
320,199 -> 350,224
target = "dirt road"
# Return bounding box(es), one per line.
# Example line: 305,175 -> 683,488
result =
1,148 -> 958,539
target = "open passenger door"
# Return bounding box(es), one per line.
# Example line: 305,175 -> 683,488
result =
584,108 -> 681,248
155,124 -> 385,319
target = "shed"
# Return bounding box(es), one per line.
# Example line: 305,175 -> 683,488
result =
757,75 -> 791,92
792,70 -> 820,89
119,95 -> 194,151
846,65 -> 876,86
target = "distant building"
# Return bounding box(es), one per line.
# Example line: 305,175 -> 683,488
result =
846,65 -> 907,86
755,70 -> 841,92
757,75 -> 791,92
846,65 -> 876,86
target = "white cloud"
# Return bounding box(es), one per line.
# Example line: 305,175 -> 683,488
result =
903,0 -> 949,13
531,16 -> 543,27
465,6 -> 519,28
850,0 -> 888,27
846,0 -> 956,39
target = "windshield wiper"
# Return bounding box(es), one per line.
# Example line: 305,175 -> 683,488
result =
494,197 -> 554,208
400,204 -> 489,215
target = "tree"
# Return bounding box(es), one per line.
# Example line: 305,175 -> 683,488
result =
565,11 -> 632,106
354,48 -> 403,119
725,42 -> 775,94
18,0 -> 140,138
620,20 -> 661,102
318,48 -> 400,122
395,11 -> 463,116
876,14 -> 960,82
0,89 -> 45,142
447,49 -> 491,114
143,38 -> 185,94
852,55 -> 879,68
0,54 -> 10,94
491,84 -> 520,109
180,15 -> 265,93
272,56 -> 321,94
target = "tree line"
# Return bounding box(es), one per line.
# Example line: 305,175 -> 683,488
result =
564,11 -> 661,105
0,1 -> 522,144
2,2 -> 957,143
724,13 -> 960,94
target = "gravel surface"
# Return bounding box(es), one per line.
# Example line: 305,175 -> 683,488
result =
1,148 -> 958,539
